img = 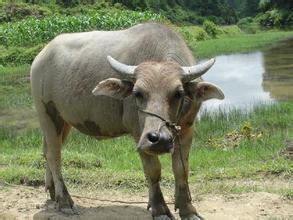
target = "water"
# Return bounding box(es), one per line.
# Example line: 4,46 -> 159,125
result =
202,38 -> 293,111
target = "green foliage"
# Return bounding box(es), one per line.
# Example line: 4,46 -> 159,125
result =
259,0 -> 293,12
257,0 -> 293,28
220,25 -> 242,36
256,9 -> 293,27
0,44 -> 44,65
0,10 -> 165,47
237,17 -> 261,33
1,99 -> 292,188
178,26 -> 208,44
203,20 -> 220,38
0,2 -> 52,23
194,30 -> 293,58
112,0 -> 239,25
162,6 -> 205,25
205,120 -> 265,149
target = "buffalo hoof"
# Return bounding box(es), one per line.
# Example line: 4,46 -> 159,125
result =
60,207 -> 79,215
55,194 -> 75,214
181,214 -> 203,220
154,214 -> 175,220
47,186 -> 55,201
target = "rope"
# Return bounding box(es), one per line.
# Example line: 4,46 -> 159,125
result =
138,98 -> 192,203
2,99 -> 193,207
0,181 -> 174,205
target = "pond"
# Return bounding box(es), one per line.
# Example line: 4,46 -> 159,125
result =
202,38 -> 293,111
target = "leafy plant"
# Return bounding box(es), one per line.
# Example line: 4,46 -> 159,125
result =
0,10 -> 165,47
203,20 -> 219,38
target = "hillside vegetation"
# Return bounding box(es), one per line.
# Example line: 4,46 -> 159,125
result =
1,1 -> 292,67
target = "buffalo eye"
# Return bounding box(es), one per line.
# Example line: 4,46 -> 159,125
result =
174,89 -> 185,99
133,90 -> 144,100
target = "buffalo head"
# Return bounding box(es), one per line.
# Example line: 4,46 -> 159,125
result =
92,56 -> 224,155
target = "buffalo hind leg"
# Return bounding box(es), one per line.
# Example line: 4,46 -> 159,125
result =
140,152 -> 175,220
38,103 -> 75,214
172,135 -> 202,220
43,138 -> 55,200
43,123 -> 71,201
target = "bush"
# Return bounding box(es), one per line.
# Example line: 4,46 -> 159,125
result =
220,25 -> 242,36
0,10 -> 165,47
178,26 -> 208,43
0,44 -> 44,66
0,2 -> 52,23
203,20 -> 219,38
257,9 -> 293,27
161,6 -> 204,25
258,9 -> 282,27
237,17 -> 260,34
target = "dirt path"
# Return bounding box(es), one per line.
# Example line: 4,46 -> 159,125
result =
0,184 -> 292,220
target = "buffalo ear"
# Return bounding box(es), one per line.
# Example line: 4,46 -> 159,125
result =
92,78 -> 133,99
185,81 -> 224,101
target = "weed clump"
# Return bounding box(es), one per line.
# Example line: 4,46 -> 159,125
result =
206,121 -> 264,149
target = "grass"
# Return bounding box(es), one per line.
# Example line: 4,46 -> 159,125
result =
1,26 -> 293,66
0,21 -> 292,196
193,30 -> 293,58
0,96 -> 292,194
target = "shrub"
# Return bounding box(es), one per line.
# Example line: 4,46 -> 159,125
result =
258,9 -> 282,27
178,26 -> 208,42
220,25 -> 242,36
0,44 -> 44,66
203,20 -> 219,38
256,9 -> 293,27
0,2 -> 52,23
237,17 -> 260,34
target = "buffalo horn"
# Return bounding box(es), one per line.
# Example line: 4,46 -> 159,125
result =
182,58 -> 215,82
107,56 -> 136,78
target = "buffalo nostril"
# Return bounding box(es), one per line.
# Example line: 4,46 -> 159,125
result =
147,132 -> 160,143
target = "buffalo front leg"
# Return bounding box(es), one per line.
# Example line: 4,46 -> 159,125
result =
140,152 -> 175,220
172,136 -> 202,220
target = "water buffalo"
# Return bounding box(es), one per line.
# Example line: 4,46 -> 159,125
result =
31,23 -> 224,219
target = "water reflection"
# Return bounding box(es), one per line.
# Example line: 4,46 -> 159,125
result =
201,38 -> 293,111
262,38 -> 293,100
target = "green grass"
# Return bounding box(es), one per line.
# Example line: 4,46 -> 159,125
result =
0,20 -> 293,196
0,65 -> 32,109
193,30 -> 293,58
0,10 -> 165,47
1,25 -> 292,66
0,101 -> 292,194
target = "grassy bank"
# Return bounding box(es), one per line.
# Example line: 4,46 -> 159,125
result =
0,8 -> 292,197
177,25 -> 293,58
0,64 -> 292,196
0,102 -> 292,195
194,30 -> 293,58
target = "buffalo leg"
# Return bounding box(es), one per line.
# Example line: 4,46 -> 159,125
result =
172,135 -> 201,220
43,123 -> 71,201
38,103 -> 74,213
43,138 -> 55,200
140,152 -> 175,220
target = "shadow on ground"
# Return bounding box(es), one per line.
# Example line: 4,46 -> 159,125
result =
33,200 -> 152,220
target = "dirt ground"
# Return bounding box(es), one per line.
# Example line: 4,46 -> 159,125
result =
0,183 -> 292,220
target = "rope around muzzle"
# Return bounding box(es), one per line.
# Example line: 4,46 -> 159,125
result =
137,99 -> 193,204
138,109 -> 182,136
